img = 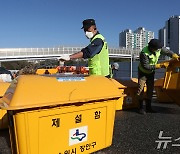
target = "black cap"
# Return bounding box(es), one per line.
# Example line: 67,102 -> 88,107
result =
148,39 -> 163,50
81,19 -> 96,29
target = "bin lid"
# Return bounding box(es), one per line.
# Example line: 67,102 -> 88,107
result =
0,82 -> 11,97
0,75 -> 121,110
114,77 -> 138,88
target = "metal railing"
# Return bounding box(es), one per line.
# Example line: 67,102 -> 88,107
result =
0,46 -> 140,61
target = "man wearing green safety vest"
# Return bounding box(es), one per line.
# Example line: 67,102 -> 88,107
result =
137,39 -> 179,114
59,19 -> 110,77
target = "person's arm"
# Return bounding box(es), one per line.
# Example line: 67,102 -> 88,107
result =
140,53 -> 155,71
81,38 -> 103,59
58,51 -> 83,61
69,51 -> 83,59
58,38 -> 103,61
160,47 -> 174,57
160,47 -> 179,61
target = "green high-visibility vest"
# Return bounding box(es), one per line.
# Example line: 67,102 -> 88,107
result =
88,34 -> 109,76
139,46 -> 161,74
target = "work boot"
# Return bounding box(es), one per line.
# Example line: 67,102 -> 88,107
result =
146,99 -> 156,113
138,100 -> 146,115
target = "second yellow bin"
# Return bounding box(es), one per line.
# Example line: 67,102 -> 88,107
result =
0,81 -> 10,129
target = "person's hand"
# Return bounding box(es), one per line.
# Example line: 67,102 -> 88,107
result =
162,62 -> 169,68
155,64 -> 162,69
58,55 -> 70,61
155,63 -> 169,69
172,54 -> 179,61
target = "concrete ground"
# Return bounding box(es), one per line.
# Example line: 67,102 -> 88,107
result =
0,101 -> 180,154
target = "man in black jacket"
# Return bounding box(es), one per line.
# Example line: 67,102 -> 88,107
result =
137,39 -> 179,114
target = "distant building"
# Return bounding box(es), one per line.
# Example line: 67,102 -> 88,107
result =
166,15 -> 180,54
119,27 -> 154,50
158,27 -> 166,47
159,15 -> 180,54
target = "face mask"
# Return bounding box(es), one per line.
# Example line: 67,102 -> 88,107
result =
85,31 -> 94,39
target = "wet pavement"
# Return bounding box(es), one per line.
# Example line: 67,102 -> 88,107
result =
0,101 -> 180,154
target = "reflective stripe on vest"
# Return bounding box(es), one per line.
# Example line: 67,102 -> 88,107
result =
139,46 -> 161,74
88,34 -> 109,76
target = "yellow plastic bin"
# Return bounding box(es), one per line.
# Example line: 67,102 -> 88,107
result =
154,78 -> 173,103
0,75 -> 120,154
0,82 -> 11,96
36,68 -> 58,75
111,78 -> 140,110
159,59 -> 180,105
0,82 -> 10,129
154,59 -> 180,105
0,107 -> 8,130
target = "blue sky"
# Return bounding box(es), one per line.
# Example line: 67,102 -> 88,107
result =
0,0 -> 179,48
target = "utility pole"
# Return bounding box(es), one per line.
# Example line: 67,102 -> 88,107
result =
130,50 -> 133,79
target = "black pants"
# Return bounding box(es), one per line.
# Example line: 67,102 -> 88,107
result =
137,69 -> 155,101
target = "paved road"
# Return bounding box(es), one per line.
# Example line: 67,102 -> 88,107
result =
1,101 -> 180,154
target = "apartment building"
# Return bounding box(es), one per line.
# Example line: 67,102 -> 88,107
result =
119,27 -> 154,50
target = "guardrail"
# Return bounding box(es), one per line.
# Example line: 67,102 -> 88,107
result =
0,46 -> 140,61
